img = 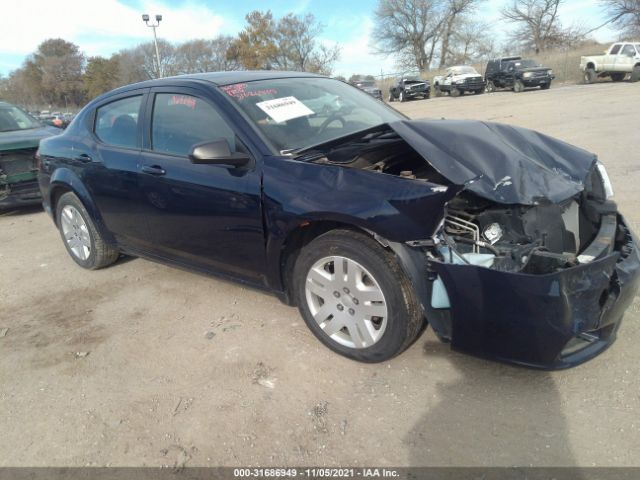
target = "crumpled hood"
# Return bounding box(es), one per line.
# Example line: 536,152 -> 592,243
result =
0,126 -> 61,151
388,119 -> 597,205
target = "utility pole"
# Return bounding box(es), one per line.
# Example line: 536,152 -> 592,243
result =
142,14 -> 163,78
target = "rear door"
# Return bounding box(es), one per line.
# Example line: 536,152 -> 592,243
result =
137,87 -> 266,282
81,89 -> 151,249
614,44 -> 637,72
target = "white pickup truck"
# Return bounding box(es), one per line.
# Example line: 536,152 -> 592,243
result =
580,42 -> 640,83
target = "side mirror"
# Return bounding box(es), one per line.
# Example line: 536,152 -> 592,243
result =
189,139 -> 250,167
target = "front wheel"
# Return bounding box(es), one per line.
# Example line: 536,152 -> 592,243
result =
450,88 -> 461,98
540,81 -> 551,90
388,92 -> 394,102
486,80 -> 495,93
399,91 -> 406,102
513,80 -> 524,93
631,66 -> 640,83
293,230 -> 424,362
434,85 -> 442,97
56,192 -> 119,269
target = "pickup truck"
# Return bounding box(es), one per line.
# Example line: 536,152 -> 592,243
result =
580,42 -> 640,83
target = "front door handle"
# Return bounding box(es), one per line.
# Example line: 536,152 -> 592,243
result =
74,153 -> 92,163
141,165 -> 166,176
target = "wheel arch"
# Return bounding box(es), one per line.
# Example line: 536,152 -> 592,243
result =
49,168 -> 115,244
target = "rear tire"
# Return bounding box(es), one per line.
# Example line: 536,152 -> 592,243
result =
293,229 -> 424,362
631,66 -> 640,83
584,68 -> 597,84
56,192 -> 119,270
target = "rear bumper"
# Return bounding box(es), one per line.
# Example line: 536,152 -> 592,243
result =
423,215 -> 640,369
0,180 -> 42,209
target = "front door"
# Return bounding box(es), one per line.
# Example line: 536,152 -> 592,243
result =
138,88 -> 266,283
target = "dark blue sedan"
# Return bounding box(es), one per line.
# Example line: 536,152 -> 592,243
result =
37,71 -> 640,368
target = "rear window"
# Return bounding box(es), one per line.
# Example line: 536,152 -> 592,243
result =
94,96 -> 142,149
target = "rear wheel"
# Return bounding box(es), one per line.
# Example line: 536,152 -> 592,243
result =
631,66 -> 640,83
293,230 -> 424,362
56,192 -> 119,270
584,68 -> 597,84
611,72 -> 625,82
513,80 -> 525,93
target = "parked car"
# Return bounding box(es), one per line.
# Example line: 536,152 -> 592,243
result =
581,42 -> 640,83
433,65 -> 485,97
0,101 -> 60,209
351,79 -> 383,101
388,75 -> 430,102
38,71 -> 639,368
484,57 -> 554,92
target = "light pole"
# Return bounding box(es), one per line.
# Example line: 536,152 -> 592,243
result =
142,14 -> 163,78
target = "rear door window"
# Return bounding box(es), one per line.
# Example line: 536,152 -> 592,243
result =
94,96 -> 142,149
621,44 -> 636,57
151,93 -> 236,157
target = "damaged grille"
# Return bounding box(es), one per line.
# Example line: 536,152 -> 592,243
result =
0,149 -> 38,176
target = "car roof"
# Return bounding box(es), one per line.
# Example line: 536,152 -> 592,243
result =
91,70 -> 329,105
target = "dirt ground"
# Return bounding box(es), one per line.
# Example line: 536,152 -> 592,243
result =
1,82 -> 639,468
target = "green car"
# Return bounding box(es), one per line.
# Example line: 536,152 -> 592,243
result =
0,101 -> 61,209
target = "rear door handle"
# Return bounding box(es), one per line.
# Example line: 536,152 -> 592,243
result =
73,153 -> 92,163
141,165 -> 166,176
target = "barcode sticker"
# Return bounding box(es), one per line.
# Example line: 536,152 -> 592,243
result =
256,96 -> 315,123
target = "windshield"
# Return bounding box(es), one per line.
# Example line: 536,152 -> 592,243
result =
514,60 -> 540,69
221,77 -> 403,152
450,66 -> 477,75
0,104 -> 42,132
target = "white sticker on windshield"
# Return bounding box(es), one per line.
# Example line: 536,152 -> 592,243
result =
256,96 -> 315,123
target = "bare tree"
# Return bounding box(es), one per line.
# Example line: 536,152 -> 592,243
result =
448,19 -> 497,65
502,0 -> 567,53
174,37 -> 239,74
599,0 -> 640,37
439,0 -> 482,68
372,0 -> 446,71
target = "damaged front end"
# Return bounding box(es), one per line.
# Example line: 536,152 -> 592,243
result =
302,119 -> 640,368
392,119 -> 640,368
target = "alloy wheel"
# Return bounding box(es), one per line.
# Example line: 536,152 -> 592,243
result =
60,205 -> 91,261
304,256 -> 388,349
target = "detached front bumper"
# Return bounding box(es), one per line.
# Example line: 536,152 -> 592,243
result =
421,215 -> 640,369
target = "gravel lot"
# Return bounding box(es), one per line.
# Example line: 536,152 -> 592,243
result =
1,82 -> 639,468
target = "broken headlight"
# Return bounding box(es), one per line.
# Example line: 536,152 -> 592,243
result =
596,162 -> 614,199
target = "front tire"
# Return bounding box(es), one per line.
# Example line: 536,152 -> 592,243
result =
450,88 -> 461,98
388,92 -> 394,102
56,192 -> 119,270
513,80 -> 524,93
540,81 -> 551,90
293,230 -> 423,362
486,80 -> 495,93
631,66 -> 640,83
399,91 -> 406,102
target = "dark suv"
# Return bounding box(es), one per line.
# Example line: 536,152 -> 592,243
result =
484,57 -> 554,93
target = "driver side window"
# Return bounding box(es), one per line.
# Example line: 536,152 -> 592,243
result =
151,93 -> 235,157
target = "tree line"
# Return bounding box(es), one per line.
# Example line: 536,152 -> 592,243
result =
0,0 -> 638,109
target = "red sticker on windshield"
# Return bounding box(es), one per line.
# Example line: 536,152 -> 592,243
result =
221,83 -> 277,100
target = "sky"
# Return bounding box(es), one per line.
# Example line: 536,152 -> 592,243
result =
0,0 -> 618,78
